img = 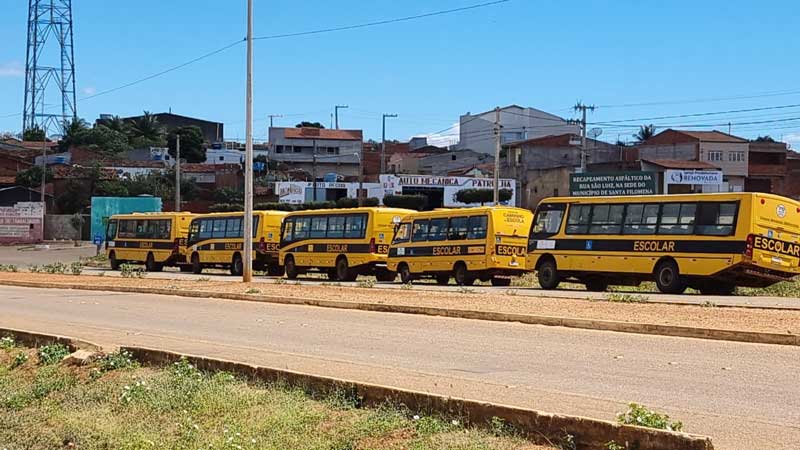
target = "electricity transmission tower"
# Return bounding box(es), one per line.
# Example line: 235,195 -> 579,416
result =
23,0 -> 77,136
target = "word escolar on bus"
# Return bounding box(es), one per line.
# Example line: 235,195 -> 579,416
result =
633,240 -> 676,252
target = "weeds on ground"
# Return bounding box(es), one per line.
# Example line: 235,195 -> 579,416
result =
69,261 -> 83,275
10,351 -> 29,369
97,350 -> 139,373
0,336 -> 15,349
274,278 -> 286,285
400,283 -> 413,290
0,264 -> 18,272
738,279 -> 800,297
457,286 -> 476,294
120,264 -> 146,278
604,293 -> 649,303
28,262 -> 69,274
505,289 -> 518,296
701,301 -> 717,308
605,441 -> 625,450
357,279 -> 375,289
245,287 -> 261,294
197,277 -> 211,282
617,403 -> 683,431
37,343 -> 71,365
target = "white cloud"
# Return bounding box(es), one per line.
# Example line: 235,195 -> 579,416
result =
82,86 -> 97,95
414,122 -> 460,148
0,61 -> 24,77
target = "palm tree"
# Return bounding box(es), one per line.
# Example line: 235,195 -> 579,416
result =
129,111 -> 165,142
62,117 -> 89,140
97,115 -> 130,135
633,124 -> 656,143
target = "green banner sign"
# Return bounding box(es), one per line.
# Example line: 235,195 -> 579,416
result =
569,172 -> 656,197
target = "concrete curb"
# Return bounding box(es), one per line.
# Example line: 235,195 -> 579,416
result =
0,326 -> 102,352
123,346 -> 714,450
2,279 -> 798,347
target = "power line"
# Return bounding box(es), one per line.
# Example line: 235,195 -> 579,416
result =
598,103 -> 800,124
597,88 -> 800,109
252,0 -> 510,40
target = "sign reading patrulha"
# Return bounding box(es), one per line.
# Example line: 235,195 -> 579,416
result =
569,172 -> 656,197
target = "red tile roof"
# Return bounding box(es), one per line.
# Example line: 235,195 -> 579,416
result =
642,158 -> 720,170
645,129 -> 748,144
283,127 -> 362,141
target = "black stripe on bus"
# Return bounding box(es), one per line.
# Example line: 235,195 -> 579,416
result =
284,243 -> 374,254
528,239 -> 746,254
389,245 -> 487,258
111,240 -> 174,250
191,241 -> 280,252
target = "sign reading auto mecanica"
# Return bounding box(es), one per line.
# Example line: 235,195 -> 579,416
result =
569,172 -> 656,197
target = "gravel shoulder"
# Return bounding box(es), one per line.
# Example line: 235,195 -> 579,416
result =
1,272 -> 798,336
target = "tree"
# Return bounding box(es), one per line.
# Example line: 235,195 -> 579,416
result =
382,194 -> 428,211
56,180 -> 90,214
455,188 -> 512,205
15,166 -> 52,188
295,121 -> 325,129
94,180 -> 130,197
214,187 -> 244,204
754,135 -> 776,142
68,127 -> 131,155
167,126 -> 206,163
128,111 -> 166,146
59,117 -> 90,151
23,126 -> 46,141
633,124 -> 656,143
96,115 -> 130,135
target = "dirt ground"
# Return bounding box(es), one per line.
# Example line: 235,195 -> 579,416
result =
1,272 -> 798,336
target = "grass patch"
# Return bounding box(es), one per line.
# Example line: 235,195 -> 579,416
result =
617,402 -> 683,432
0,349 -> 550,450
738,279 -> 800,297
604,293 -> 649,303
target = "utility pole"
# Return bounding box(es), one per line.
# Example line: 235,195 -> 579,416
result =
381,113 -> 397,174
268,114 -> 282,128
40,124 -> 47,212
493,107 -> 501,205
175,134 -> 181,212
335,105 -> 348,130
358,150 -> 364,206
242,0 -> 254,283
312,139 -> 317,202
574,102 -> 595,173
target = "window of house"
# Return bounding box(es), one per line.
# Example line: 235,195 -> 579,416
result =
622,204 -> 659,234
412,220 -> 429,242
566,204 -> 592,234
219,156 -> 224,161
448,217 -> 468,240
275,145 -> 284,154
428,218 -> 449,241
695,202 -> 738,236
589,204 -> 624,234
707,151 -> 723,162
466,216 -> 488,240
293,146 -> 302,153
658,203 -> 696,234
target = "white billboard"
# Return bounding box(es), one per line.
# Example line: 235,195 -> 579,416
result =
379,174 -> 517,207
665,169 -> 723,185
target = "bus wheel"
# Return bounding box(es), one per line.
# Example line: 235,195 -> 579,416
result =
191,253 -> 203,275
491,277 -> 512,287
655,260 -> 686,294
375,270 -> 396,282
435,273 -> 450,285
584,278 -> 609,292
109,251 -> 120,270
537,258 -> 560,290
145,253 -> 162,272
285,256 -> 299,280
230,253 -> 243,276
454,263 -> 474,286
398,263 -> 413,284
336,257 -> 357,282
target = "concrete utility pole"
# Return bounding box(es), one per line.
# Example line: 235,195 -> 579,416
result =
493,107 -> 501,205
381,113 -> 397,174
242,0 -> 254,283
40,124 -> 47,212
574,102 -> 595,173
175,134 -> 181,212
335,105 -> 348,130
312,139 -> 317,202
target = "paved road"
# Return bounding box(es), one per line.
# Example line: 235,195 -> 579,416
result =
0,244 -> 96,267
80,266 -> 800,310
1,286 -> 798,449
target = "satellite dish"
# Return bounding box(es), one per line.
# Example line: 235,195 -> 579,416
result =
589,128 -> 603,139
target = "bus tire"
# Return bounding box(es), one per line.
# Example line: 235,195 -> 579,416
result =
654,259 -> 686,294
453,262 -> 474,286
230,253 -> 243,276
491,277 -> 512,287
145,253 -> 162,272
435,273 -> 450,285
191,253 -> 203,275
285,256 -> 299,280
584,277 -> 609,292
336,257 -> 357,282
109,251 -> 120,270
537,258 -> 560,290
375,270 -> 396,282
398,263 -> 413,284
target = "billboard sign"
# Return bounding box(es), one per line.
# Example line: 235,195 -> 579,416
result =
569,172 -> 656,197
665,169 -> 723,185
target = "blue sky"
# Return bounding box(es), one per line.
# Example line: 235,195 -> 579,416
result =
2,0 -> 799,146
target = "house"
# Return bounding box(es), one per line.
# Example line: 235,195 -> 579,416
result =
636,130 -> 749,192
182,163 -> 241,190
457,105 -> 579,154
109,112 -> 224,143
501,133 -> 622,210
415,149 -> 494,176
268,127 -> 362,180
746,140 -> 788,194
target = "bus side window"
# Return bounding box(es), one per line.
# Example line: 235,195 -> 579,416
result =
589,204 -> 624,234
106,220 -> 118,241
393,223 -> 411,244
188,220 -> 200,242
327,216 -> 345,238
428,218 -> 449,241
466,216 -> 487,240
211,219 -> 227,239
281,218 -> 295,243
566,205 -> 591,234
310,216 -> 328,238
695,202 -> 737,236
198,219 -> 213,240
532,204 -> 565,236
623,204 -> 658,235
344,215 -> 365,239
225,218 -> 241,238
448,217 -> 468,240
411,220 -> 429,242
658,203 -> 695,235
294,217 -> 311,240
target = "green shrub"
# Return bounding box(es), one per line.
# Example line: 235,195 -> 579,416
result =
604,293 -> 648,303
0,264 -> 18,272
382,194 -> 427,211
617,403 -> 683,431
98,350 -> 139,372
37,343 -> 71,365
455,188 -> 512,205
357,279 -> 375,288
10,352 -> 29,369
120,264 -> 146,278
0,336 -> 16,349
69,261 -> 84,275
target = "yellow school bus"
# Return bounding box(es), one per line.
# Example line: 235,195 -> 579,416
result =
527,192 -> 800,294
278,207 -> 414,281
186,211 -> 287,275
387,206 -> 534,286
105,212 -> 195,271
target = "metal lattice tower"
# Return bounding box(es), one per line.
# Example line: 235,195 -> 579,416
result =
23,0 -> 77,136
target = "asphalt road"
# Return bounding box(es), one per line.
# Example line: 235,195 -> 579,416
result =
1,286 -> 798,449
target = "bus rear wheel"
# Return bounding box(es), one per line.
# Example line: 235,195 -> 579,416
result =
537,258 -> 560,290
398,263 -> 413,284
655,260 -> 686,294
453,263 -> 474,286
336,257 -> 357,282
191,253 -> 203,275
109,251 -> 120,270
230,253 -> 243,276
145,253 -> 162,272
285,256 -> 299,280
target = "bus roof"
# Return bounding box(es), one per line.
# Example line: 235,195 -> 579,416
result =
284,207 -> 415,216
189,210 -> 289,219
539,192 -> 800,206
395,206 -> 532,220
109,212 -> 196,220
